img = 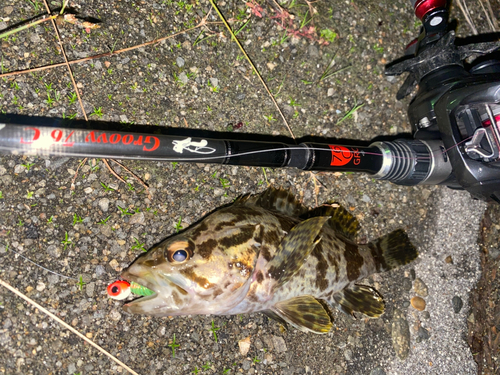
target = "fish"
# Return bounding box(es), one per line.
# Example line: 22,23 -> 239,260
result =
119,187 -> 418,333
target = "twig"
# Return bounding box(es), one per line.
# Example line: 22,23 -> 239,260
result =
0,21 -> 217,79
207,0 -> 295,139
103,159 -> 127,184
455,0 -> 478,35
108,159 -> 152,199
479,0 -> 496,32
481,0 -> 498,30
0,277 -> 140,375
41,0 -> 88,120
70,158 -> 88,190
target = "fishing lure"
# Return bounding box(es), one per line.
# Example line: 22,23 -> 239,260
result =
107,280 -> 154,300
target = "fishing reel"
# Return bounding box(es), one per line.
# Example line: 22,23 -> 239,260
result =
374,0 -> 500,202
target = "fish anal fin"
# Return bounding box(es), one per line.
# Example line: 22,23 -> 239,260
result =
268,216 -> 330,288
272,295 -> 333,334
332,285 -> 385,318
303,204 -> 360,241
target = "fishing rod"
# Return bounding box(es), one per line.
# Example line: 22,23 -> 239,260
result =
0,0 -> 499,202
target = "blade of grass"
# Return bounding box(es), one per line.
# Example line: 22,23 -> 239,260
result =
0,14 -> 58,39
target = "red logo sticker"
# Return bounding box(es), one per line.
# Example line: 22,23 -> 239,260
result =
329,145 -> 353,166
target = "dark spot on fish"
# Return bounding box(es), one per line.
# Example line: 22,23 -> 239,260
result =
312,242 -> 329,292
227,207 -> 264,222
190,221 -> 208,241
260,245 -> 271,262
297,304 -> 311,312
212,287 -> 224,298
302,313 -> 317,322
175,284 -> 188,295
255,225 -> 265,244
344,241 -> 364,281
256,271 -> 264,284
275,214 -> 298,233
219,226 -> 255,248
246,289 -> 259,302
327,252 -> 339,282
368,241 -> 388,272
262,228 -> 281,246
171,291 -> 182,306
214,221 -> 235,231
181,266 -> 214,289
197,239 -> 217,259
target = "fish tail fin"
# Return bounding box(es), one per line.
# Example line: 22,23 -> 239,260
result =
368,229 -> 418,272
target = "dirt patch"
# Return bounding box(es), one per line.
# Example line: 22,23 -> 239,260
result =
469,202 -> 500,374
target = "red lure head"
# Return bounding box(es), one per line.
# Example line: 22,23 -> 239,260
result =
107,280 -> 132,300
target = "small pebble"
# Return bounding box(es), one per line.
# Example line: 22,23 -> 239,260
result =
411,296 -> 426,311
109,310 -> 122,322
36,282 -> 45,292
98,198 -> 109,212
129,212 -> 145,225
344,348 -> 353,361
452,296 -> 463,313
414,278 -> 428,297
445,256 -> 453,264
391,309 -> 410,360
418,326 -> 430,341
271,336 -> 287,353
401,277 -> 412,292
176,56 -> 185,67
370,368 -> 386,375
238,336 -> 251,356
409,269 -> 416,280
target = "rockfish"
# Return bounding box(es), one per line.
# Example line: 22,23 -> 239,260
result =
120,187 -> 417,333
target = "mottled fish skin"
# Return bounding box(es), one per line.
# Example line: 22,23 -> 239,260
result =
121,187 -> 417,333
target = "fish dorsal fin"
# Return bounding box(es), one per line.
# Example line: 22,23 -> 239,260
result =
236,187 -> 308,217
272,295 -> 333,333
302,204 -> 360,241
332,285 -> 385,318
268,216 -> 330,289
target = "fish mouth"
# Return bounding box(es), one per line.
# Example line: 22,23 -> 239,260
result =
120,270 -> 188,316
120,274 -> 158,304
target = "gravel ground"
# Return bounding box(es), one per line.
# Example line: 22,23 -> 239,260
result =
0,0 -> 497,374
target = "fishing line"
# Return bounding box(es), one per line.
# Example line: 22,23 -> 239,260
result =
4,248 -> 79,281
142,136 -> 473,163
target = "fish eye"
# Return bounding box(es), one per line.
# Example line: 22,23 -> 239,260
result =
173,250 -> 188,262
166,240 -> 194,263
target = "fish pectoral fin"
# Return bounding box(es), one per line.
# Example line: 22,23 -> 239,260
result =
332,285 -> 385,318
268,216 -> 330,289
272,295 -> 333,334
